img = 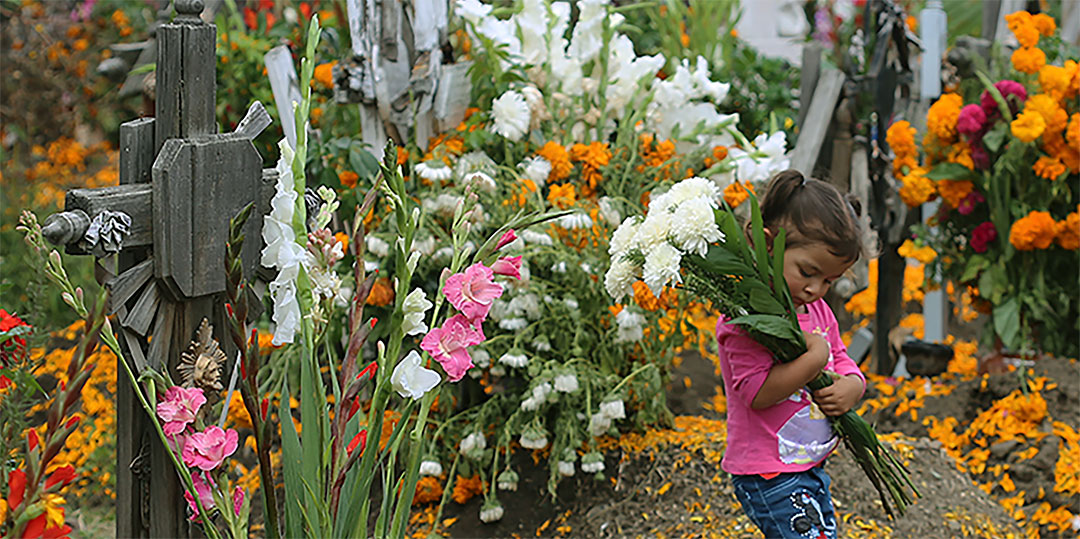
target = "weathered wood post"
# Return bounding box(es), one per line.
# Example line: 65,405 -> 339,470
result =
41,0 -> 272,535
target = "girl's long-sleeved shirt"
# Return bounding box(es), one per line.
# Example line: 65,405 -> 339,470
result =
717,298 -> 865,475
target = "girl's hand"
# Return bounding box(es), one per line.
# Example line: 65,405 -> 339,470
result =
812,374 -> 863,416
803,332 -> 829,371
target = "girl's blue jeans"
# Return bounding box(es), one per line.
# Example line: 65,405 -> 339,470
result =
731,464 -> 838,539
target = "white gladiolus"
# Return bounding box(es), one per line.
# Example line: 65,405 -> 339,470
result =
415,160 -> 453,181
491,90 -> 531,141
499,352 -> 529,368
402,288 -> 433,336
600,399 -> 626,420
642,242 -> 682,296
479,500 -> 504,523
608,216 -> 641,256
615,308 -> 646,343
604,256 -> 638,301
518,156 -> 551,186
460,432 -> 487,455
557,460 -> 575,477
729,131 -> 790,183
261,139 -> 312,346
420,460 -> 443,477
455,0 -> 492,24
553,374 -> 579,393
670,196 -> 724,257
391,350 -> 441,400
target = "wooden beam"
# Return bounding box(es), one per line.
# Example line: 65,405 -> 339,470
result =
790,67 -> 845,177
106,258 -> 154,314
64,184 -> 153,253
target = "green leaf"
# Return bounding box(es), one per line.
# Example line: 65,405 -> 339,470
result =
726,314 -> 801,342
993,297 -> 1020,349
960,255 -> 989,283
748,283 -> 786,315
280,381 -> 304,539
749,194 -> 771,283
926,162 -> 977,181
349,145 -> 381,180
983,123 -> 1008,153
299,347 -> 327,534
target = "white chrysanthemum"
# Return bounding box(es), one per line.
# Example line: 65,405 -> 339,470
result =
402,288 -> 433,336
519,434 -> 548,450
558,211 -> 593,229
597,196 -> 621,225
667,177 -> 721,207
479,500 -> 504,523
415,160 -> 453,181
518,156 -> 551,186
365,236 -> 390,258
455,0 -> 492,24
633,212 -> 672,251
670,196 -> 724,257
588,412 -> 611,436
642,242 -> 682,296
520,229 -> 554,245
491,90 -> 531,141
498,317 -> 528,331
419,460 -> 443,477
615,308 -> 646,343
604,256 -> 638,301
600,399 -> 626,420
460,432 -> 487,455
608,216 -> 641,256
553,374 -> 579,393
557,460 -> 575,477
499,352 -> 529,368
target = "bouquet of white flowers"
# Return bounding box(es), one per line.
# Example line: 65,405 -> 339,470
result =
605,176 -> 920,518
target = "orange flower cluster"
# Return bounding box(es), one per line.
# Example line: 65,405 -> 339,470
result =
537,141 -> 572,183
636,134 -> 678,181
1008,210 -> 1057,251
926,93 -> 964,144
898,239 -> 937,264
885,121 -> 918,177
313,61 -> 336,88
503,178 -> 538,208
548,206 -> 608,251
1055,208 -> 1080,250
450,474 -> 484,504
722,181 -> 755,208
412,476 -> 444,505
546,182 -> 576,209
631,280 -> 679,312
1005,11 -> 1052,74
897,167 -> 936,208
936,179 -> 973,209
569,141 -> 612,196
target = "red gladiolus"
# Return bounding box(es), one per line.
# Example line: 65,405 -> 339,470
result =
65,416 -> 80,429
28,429 -> 40,451
0,374 -> 11,389
357,361 -> 377,381
46,465 -> 76,489
346,430 -> 368,457
8,469 -> 27,510
347,397 -> 361,422
260,397 -> 270,421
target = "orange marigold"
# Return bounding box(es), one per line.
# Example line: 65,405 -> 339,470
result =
1009,211 -> 1057,250
936,179 -> 973,208
1033,156 -> 1066,180
396,147 -> 409,166
1031,13 -> 1056,37
1039,64 -> 1072,101
451,474 -> 484,505
898,169 -> 936,207
1005,11 -> 1039,48
1024,94 -> 1068,133
366,277 -> 395,306
313,61 -> 336,88
1011,47 -> 1046,75
1011,109 -> 1046,143
537,141 -> 572,183
570,141 -> 612,170
722,181 -> 755,208
413,476 -> 444,505
926,94 -> 964,143
712,145 -> 728,162
547,182 -> 576,209
1067,113 -> 1080,150
946,143 -> 974,171
339,170 -> 359,188
1056,211 -> 1079,250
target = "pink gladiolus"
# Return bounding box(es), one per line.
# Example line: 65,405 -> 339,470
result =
490,256 -> 522,279
443,262 -> 503,325
970,222 -> 997,253
182,426 -> 239,471
157,386 -> 206,436
184,472 -> 215,521
420,314 -> 485,381
233,486 -> 245,516
495,229 -> 517,251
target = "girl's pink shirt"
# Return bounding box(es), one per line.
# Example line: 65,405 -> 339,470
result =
716,298 -> 865,475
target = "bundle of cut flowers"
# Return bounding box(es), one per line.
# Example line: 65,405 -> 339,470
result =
888,10 -> 1078,358
605,175 -> 920,517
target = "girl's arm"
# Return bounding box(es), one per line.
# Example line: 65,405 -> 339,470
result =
750,332 -> 829,409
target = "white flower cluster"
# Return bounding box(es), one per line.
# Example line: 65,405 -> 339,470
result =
557,448 -> 576,477
459,431 -> 487,460
646,56 -> 739,153
614,308 -> 646,343
604,177 -> 725,301
588,398 -> 626,436
581,451 -> 605,473
479,499 -> 504,523
728,131 -> 791,183
261,139 -> 314,346
496,468 -> 519,491
519,423 -> 549,449
520,381 -> 552,411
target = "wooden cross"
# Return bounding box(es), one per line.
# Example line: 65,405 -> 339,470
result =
41,0 -> 272,535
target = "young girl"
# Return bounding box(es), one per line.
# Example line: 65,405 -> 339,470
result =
718,170 -> 869,539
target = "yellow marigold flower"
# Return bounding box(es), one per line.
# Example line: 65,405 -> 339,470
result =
1024,94 -> 1068,133
313,61 -> 336,88
1010,109 -> 1046,142
1009,210 -> 1056,250
1067,113 -> 1080,150
898,239 -> 937,264
1005,11 -> 1039,47
722,181 -> 755,208
547,182 -> 576,209
1039,64 -> 1071,101
537,141 -> 572,183
1056,211 -> 1079,250
886,120 -> 917,155
43,493 -> 65,528
1011,46 -> 1046,74
1033,156 -> 1066,180
1066,60 -> 1080,99
926,94 -> 964,142
936,179 -> 973,208
898,169 -> 936,207
945,143 -> 974,171
1032,13 -> 1056,37
569,141 -> 612,170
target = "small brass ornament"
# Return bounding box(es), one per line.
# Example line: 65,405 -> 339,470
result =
178,318 -> 227,392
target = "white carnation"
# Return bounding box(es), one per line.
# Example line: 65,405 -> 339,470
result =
491,90 -> 531,141
518,156 -> 551,186
608,216 -> 641,256
670,196 -> 724,257
642,242 -> 682,296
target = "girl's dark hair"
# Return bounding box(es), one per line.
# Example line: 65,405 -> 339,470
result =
758,169 -> 868,262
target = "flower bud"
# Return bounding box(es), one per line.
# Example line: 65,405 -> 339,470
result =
406,251 -> 421,274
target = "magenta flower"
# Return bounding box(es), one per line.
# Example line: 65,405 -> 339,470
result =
444,262 -> 504,325
980,80 -> 1026,118
957,105 -> 986,138
495,229 -> 518,251
183,472 -> 215,521
970,144 -> 990,170
232,486 -> 245,516
957,190 -> 985,215
157,386 -> 206,436
182,426 -> 239,471
420,314 -> 485,381
970,222 -> 998,254
490,256 -> 522,279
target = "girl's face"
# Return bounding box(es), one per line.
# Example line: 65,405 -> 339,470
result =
782,243 -> 854,308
